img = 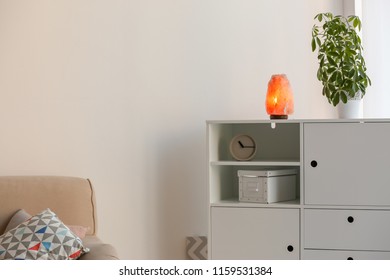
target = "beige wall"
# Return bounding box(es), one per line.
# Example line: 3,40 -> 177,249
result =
0,0 -> 341,259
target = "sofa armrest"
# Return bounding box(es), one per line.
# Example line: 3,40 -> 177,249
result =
79,235 -> 119,260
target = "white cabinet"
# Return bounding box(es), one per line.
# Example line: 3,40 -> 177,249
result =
208,119 -> 390,260
211,207 -> 299,260
302,121 -> 390,260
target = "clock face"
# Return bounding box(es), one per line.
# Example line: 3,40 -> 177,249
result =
229,134 -> 257,161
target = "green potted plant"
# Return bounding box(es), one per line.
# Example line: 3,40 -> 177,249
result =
311,13 -> 371,117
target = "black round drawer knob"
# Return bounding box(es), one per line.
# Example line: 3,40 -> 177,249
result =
347,216 -> 354,223
310,160 -> 318,167
347,257 -> 354,260
287,245 -> 294,252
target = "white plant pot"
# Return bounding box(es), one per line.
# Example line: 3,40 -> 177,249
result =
337,99 -> 363,119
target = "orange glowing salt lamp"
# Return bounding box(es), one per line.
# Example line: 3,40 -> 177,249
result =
265,74 -> 294,119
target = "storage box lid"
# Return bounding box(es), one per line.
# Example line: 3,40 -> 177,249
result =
238,169 -> 297,177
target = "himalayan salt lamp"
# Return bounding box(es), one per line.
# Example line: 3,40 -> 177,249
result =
265,74 -> 294,119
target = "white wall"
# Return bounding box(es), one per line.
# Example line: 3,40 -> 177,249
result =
0,0 -> 342,259
361,0 -> 390,118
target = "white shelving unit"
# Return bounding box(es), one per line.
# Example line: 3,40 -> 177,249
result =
207,120 -> 301,260
207,119 -> 390,260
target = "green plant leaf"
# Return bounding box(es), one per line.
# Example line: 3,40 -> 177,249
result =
323,71 -> 328,81
353,18 -> 360,29
329,71 -> 338,82
347,69 -> 354,79
317,68 -> 322,81
311,38 -> 316,52
328,56 -> 337,66
324,85 -> 331,98
347,49 -> 357,56
336,72 -> 343,85
360,87 -> 366,96
340,91 -> 348,103
332,92 -> 340,106
320,56 -> 325,68
352,83 -> 358,93
316,37 -> 321,47
330,90 -> 335,100
327,67 -> 337,74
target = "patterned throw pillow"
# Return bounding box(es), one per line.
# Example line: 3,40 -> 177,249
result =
0,209 -> 89,260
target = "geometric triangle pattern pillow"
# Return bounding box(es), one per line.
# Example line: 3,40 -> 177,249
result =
0,209 -> 89,260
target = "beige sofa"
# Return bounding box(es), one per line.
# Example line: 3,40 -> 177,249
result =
0,176 -> 118,260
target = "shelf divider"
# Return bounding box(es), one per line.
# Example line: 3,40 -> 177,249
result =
210,160 -> 301,166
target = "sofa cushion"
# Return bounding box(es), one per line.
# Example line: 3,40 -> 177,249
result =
4,209 -> 89,239
0,176 -> 97,235
0,209 -> 89,260
4,209 -> 31,233
68,225 -> 89,239
79,236 -> 119,260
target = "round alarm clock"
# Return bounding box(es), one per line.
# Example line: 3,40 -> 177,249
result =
229,134 -> 257,161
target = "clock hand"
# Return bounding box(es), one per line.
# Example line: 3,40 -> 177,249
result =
238,141 -> 255,148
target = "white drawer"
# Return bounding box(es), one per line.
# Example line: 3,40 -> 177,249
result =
303,249 -> 390,260
304,209 -> 390,251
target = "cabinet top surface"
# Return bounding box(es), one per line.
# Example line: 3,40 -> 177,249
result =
206,118 -> 390,124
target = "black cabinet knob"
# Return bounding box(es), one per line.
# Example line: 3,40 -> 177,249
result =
347,257 -> 354,260
310,160 -> 318,167
347,216 -> 354,223
287,245 -> 294,252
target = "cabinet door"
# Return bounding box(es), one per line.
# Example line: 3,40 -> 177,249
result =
210,207 -> 299,259
304,123 -> 390,205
